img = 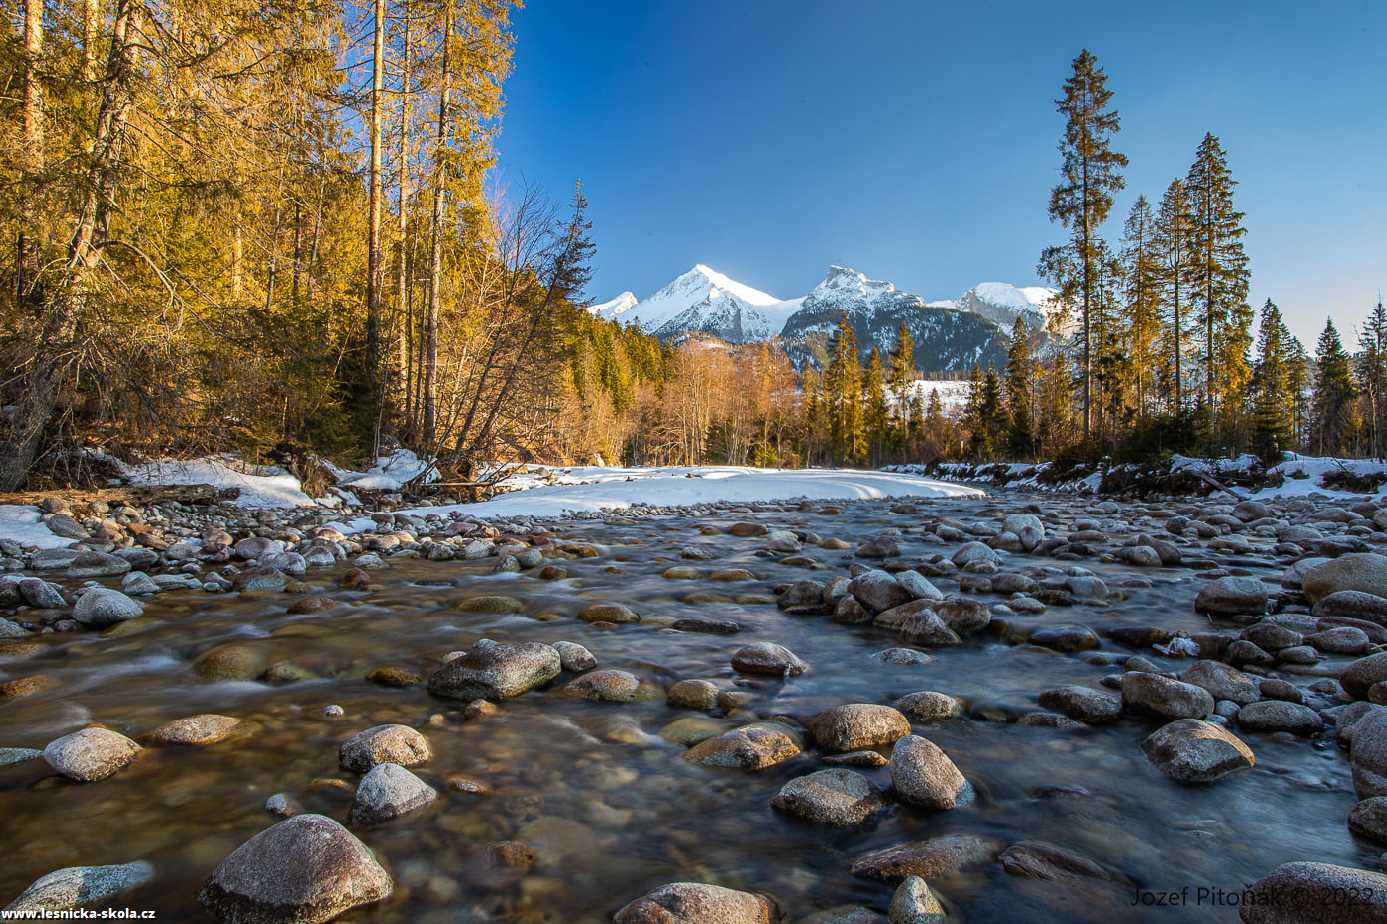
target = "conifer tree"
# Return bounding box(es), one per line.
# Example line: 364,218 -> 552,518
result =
1153,179 -> 1194,414
1358,299 -> 1387,458
863,347 -> 889,466
1311,320 -> 1358,456
1185,133 -> 1250,414
924,388 -> 945,458
1284,332 -> 1310,450
1004,317 -> 1035,458
1040,49 -> 1128,440
825,315 -> 864,466
1119,195 -> 1161,418
1251,300 -> 1291,462
886,322 -> 916,448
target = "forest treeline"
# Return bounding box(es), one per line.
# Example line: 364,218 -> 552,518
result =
0,13 -> 1378,491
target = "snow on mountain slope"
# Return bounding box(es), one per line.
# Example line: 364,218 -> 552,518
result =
955,282 -> 1063,332
589,291 -> 638,319
591,265 -> 803,344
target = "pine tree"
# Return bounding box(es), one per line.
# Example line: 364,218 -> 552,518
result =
1357,298 -> 1387,459
1186,133 -> 1250,414
1284,331 -> 1310,450
1119,195 -> 1162,418
825,315 -> 864,466
1153,179 -> 1194,414
863,347 -> 889,466
923,388 -> 945,458
1311,320 -> 1358,456
1251,300 -> 1292,462
1040,49 -> 1128,441
1004,317 -> 1035,458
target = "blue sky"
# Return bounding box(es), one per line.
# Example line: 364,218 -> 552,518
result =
494,0 -> 1385,347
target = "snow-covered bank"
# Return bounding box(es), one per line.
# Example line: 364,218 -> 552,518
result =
0,506 -> 78,549
116,456 -> 333,509
887,454 -> 1387,500
337,466 -> 982,530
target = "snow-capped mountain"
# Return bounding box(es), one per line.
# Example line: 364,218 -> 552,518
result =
779,266 -> 1008,372
955,282 -> 1062,333
588,264 -> 1059,373
594,264 -> 804,344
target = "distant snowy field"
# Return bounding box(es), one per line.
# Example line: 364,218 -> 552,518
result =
889,380 -> 971,414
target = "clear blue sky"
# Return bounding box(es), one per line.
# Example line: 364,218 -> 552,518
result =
494,0 -> 1385,348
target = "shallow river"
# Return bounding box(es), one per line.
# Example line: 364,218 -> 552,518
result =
0,493 -> 1370,921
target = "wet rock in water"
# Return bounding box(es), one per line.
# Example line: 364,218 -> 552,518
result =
659,716 -> 726,746
1121,672 -> 1215,719
876,648 -> 933,666
888,875 -> 946,924
455,595 -> 526,615
1028,623 -> 1100,652
1313,591 -> 1387,624
265,792 -> 301,817
147,714 -> 241,746
0,747 -> 42,767
800,906 -> 887,924
684,722 -> 802,770
3,861 -> 154,915
194,643 -> 269,681
1037,686 -> 1121,725
729,522 -> 768,537
72,588 -> 143,627
894,691 -> 964,721
1351,710 -> 1387,798
1302,553 -> 1387,604
825,750 -> 891,768
667,679 -> 720,711
232,567 -> 289,593
999,840 -> 1125,882
810,704 -> 912,753
771,768 -> 886,826
1239,861 -> 1387,923
851,834 -> 1005,883
66,550 -> 131,578
1236,700 -> 1324,736
553,640 -> 596,672
934,599 -> 991,636
731,642 -> 807,677
850,570 -> 914,614
895,570 -> 944,602
1306,626 -> 1371,655
1181,661 -> 1260,707
889,735 -> 972,810
952,541 -> 997,567
578,603 -> 640,624
199,814 -> 392,923
350,762 -> 438,826
1342,652 -> 1387,700
766,529 -> 803,552
613,881 -> 780,924
856,536 -> 900,558
42,727 -> 141,782
1348,797 -> 1387,845
1194,576 -> 1269,616
339,724 -> 431,772
366,665 -> 421,687
1141,719 -> 1255,783
0,674 -> 58,699
563,669 -> 642,703
427,641 -> 561,700
672,617 -> 742,635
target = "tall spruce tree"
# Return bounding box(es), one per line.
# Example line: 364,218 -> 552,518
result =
1039,49 -> 1128,441
1311,319 -> 1358,456
1153,179 -> 1194,413
1185,133 -> 1250,414
1282,324 -> 1310,451
1251,300 -> 1292,462
1119,195 -> 1162,418
825,315 -> 864,466
887,322 -> 916,446
863,347 -> 889,466
1357,299 -> 1387,459
1004,317 -> 1035,458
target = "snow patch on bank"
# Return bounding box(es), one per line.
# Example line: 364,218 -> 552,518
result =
116,456 -> 331,509
338,466 -> 983,528
0,505 -> 76,549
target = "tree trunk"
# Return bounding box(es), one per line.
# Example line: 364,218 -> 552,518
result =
365,0 -> 387,455
17,0 -> 44,304
396,10 -> 412,432
423,0 -> 453,446
82,0 -> 102,81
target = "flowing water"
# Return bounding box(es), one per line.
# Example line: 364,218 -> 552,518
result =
0,494 -> 1370,921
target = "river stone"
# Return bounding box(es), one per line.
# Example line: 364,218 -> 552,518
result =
578,603 -> 640,624
1121,672 -> 1214,719
1003,514 -> 1045,551
553,640 -> 596,672
1303,553 -> 1387,604
1194,577 -> 1268,616
613,881 -> 779,924
810,704 -> 911,753
1314,591 -> 1387,624
427,641 -> 561,700
1351,709 -> 1387,798
851,834 -> 1005,883
894,691 -> 964,721
72,588 -> 143,627
889,735 -> 972,809
233,536 -> 285,560
350,762 -> 438,826
771,768 -> 886,826
66,550 -> 131,578
731,642 -> 807,677
1141,719 -> 1255,783
667,679 -> 720,711
1028,623 -> 1101,652
199,814 -> 392,923
147,714 -> 241,746
850,570 -> 914,614
1037,686 -> 1122,724
1180,660 -> 1261,706
455,595 -> 526,614
232,567 -> 289,593
0,747 -> 41,767
563,669 -> 642,703
1343,652 -> 1387,700
43,727 -> 141,782
1236,700 -> 1324,736
1306,626 -> 1372,655
3,861 -> 154,914
339,724 -> 431,772
684,722 -> 802,770
888,875 -> 946,924
886,605 -> 961,647
934,599 -> 990,636
896,571 -> 944,602
1239,861 -> 1387,923
1349,797 -> 1387,845
18,577 -> 66,609
952,541 -> 997,567
999,840 -> 1122,881
800,907 -> 887,924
